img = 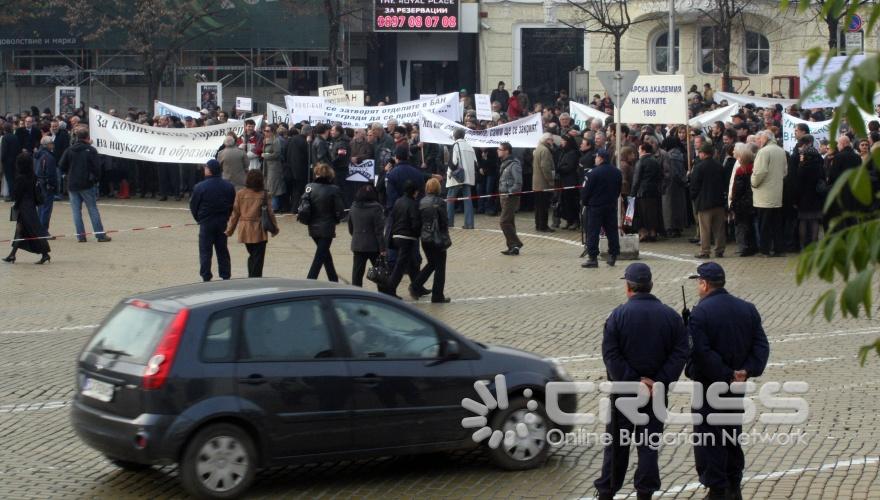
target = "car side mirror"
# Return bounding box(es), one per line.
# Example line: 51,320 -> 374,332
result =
443,339 -> 460,359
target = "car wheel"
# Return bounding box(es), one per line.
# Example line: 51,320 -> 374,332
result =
106,456 -> 152,472
486,395 -> 550,470
180,423 -> 257,499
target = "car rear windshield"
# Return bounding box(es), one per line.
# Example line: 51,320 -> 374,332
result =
82,304 -> 173,365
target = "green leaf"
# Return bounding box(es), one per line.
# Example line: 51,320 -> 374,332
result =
810,289 -> 836,321
845,100 -> 868,139
841,268 -> 874,318
848,165 -> 873,207
858,339 -> 880,366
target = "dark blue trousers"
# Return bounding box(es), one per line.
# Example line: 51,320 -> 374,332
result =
594,395 -> 663,496
693,389 -> 745,490
586,204 -> 620,259
199,217 -> 231,281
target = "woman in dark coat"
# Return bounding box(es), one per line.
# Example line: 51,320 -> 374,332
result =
305,163 -> 345,282
4,153 -> 50,264
795,146 -> 826,247
631,142 -> 663,241
730,144 -> 758,256
348,184 -> 385,287
557,135 -> 581,229
411,178 -> 451,303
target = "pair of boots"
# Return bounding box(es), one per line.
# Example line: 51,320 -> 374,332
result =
2,250 -> 50,264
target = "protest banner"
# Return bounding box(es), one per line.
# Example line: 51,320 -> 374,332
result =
345,90 -> 365,107
285,95 -> 326,124
266,102 -> 290,124
55,86 -> 79,116
419,94 -> 437,99
346,159 -> 376,183
320,92 -> 459,128
619,75 -> 687,124
569,101 -> 610,130
714,91 -> 797,108
475,94 -> 492,121
318,84 -> 348,105
782,113 -> 831,151
154,100 -> 201,119
235,96 -> 253,112
688,103 -> 740,131
799,55 -> 866,109
89,108 -> 263,164
419,110 -> 543,148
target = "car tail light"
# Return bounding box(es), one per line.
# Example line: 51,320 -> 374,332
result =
130,299 -> 151,309
143,308 -> 189,390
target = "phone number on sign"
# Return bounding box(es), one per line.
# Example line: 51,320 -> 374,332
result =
376,15 -> 457,29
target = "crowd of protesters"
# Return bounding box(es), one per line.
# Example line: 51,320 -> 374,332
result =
2,85 -> 878,279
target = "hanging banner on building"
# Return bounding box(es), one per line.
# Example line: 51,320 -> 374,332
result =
89,108 -> 263,164
474,94 -> 492,121
619,75 -> 687,124
799,55 -> 866,109
782,113 -> 831,151
419,110 -> 542,148
688,104 -> 741,131
714,91 -> 798,108
235,96 -> 253,112
266,102 -> 290,124
55,86 -> 80,116
318,84 -> 348,105
320,92 -> 460,128
155,100 -> 201,119
346,159 -> 376,182
197,82 -> 223,111
285,95 -> 326,124
569,101 -> 610,130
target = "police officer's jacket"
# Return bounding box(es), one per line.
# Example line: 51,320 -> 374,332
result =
190,175 -> 235,223
581,162 -> 622,208
602,294 -> 689,385
686,289 -> 769,384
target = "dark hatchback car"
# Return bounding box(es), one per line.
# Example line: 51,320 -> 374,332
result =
71,279 -> 575,499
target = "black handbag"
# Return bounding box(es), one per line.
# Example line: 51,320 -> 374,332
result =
448,143 -> 466,183
296,186 -> 312,225
260,193 -> 278,234
366,256 -> 392,288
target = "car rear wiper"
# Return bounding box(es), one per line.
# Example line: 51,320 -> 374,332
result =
98,348 -> 131,358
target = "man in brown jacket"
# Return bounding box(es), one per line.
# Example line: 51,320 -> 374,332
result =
532,133 -> 556,232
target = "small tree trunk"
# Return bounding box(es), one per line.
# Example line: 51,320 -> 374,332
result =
613,33 -> 622,71
721,30 -> 732,92
325,0 -> 340,85
826,15 -> 839,50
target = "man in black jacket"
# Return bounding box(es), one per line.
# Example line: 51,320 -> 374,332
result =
827,135 -> 867,229
311,124 -> 331,166
687,262 -> 769,500
190,160 -> 235,282
285,127 -> 310,212
59,127 -> 111,242
385,181 -> 421,299
594,263 -> 689,500
690,143 -> 727,258
581,149 -> 622,268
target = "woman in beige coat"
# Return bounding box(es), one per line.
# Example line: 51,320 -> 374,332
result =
225,170 -> 279,277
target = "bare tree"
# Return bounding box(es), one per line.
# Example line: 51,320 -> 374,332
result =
563,1 -> 654,70
808,0 -> 874,50
692,0 -> 757,91
49,0 -> 241,115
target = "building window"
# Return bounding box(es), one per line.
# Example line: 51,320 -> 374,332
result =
744,31 -> 770,74
699,26 -> 725,74
520,28 -> 583,106
652,29 -> 680,73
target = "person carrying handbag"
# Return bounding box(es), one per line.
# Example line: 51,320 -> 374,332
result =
445,128 -> 476,229
225,170 -> 279,277
411,178 -> 451,303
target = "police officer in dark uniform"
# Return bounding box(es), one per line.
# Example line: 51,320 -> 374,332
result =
686,262 -> 769,500
595,263 -> 690,500
190,159 -> 236,282
581,148 -> 622,268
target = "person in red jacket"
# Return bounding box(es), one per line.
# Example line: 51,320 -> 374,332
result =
507,90 -> 523,119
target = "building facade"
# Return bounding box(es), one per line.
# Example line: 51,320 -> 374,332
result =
479,0 -> 880,106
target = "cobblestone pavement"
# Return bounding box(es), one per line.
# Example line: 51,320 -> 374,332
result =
0,198 -> 878,499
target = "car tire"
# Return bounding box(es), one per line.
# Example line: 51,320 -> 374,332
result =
106,456 -> 152,472
486,395 -> 551,470
180,423 -> 257,499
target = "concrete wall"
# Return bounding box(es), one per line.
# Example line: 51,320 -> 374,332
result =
479,0 -> 880,101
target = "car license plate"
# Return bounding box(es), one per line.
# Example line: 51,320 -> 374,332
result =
82,377 -> 115,402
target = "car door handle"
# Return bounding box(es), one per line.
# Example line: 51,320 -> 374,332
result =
238,374 -> 267,385
354,374 -> 382,385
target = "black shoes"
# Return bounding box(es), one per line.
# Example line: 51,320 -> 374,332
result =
695,253 -> 710,259
97,236 -> 112,242
581,259 -> 598,268
501,247 -> 520,256
606,255 -> 617,267
408,286 -> 431,300
431,296 -> 451,303
2,254 -> 15,263
536,227 -> 555,233
36,254 -> 50,265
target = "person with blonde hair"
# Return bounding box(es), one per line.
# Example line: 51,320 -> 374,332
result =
304,162 -> 345,281
225,170 -> 278,277
411,177 -> 451,303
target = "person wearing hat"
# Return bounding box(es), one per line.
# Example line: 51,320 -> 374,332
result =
690,142 -> 728,259
490,81 -> 510,113
594,263 -> 689,500
686,262 -> 769,500
580,148 -> 621,268
190,159 -> 236,282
